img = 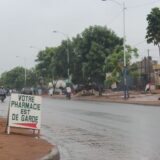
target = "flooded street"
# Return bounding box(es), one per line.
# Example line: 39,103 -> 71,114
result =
1,97 -> 160,160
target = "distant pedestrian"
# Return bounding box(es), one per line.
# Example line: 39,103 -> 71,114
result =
8,89 -> 12,96
0,87 -> 6,96
49,88 -> 53,96
0,87 -> 6,102
145,82 -> 151,93
66,86 -> 71,99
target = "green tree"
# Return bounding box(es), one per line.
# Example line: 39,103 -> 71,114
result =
35,47 -> 56,83
26,68 -> 39,87
36,36 -> 79,85
146,7 -> 160,56
35,25 -> 138,89
52,40 -> 71,79
0,67 -> 26,89
104,45 -> 138,87
0,67 -> 38,89
71,25 -> 123,85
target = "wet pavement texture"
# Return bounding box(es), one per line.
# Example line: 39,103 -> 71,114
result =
1,97 -> 160,160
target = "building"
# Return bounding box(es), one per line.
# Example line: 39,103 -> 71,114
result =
137,56 -> 157,83
153,64 -> 160,88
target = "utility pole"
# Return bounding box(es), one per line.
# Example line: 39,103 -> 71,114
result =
102,0 -> 128,99
147,49 -> 150,82
122,2 -> 129,99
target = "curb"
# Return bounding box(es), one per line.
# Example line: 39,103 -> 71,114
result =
48,94 -> 160,107
40,146 -> 60,160
73,97 -> 160,107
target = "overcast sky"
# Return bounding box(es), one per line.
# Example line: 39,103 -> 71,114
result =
0,0 -> 160,74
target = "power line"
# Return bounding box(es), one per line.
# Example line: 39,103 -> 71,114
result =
128,0 -> 160,9
101,0 -> 160,25
107,10 -> 122,25
138,48 -> 159,51
133,40 -> 146,47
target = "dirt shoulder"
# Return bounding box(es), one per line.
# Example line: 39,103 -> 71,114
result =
73,94 -> 160,106
49,90 -> 160,106
0,118 -> 53,160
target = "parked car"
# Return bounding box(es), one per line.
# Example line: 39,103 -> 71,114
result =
21,88 -> 33,95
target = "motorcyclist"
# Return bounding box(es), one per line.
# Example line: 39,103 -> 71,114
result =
0,86 -> 6,102
66,85 -> 71,99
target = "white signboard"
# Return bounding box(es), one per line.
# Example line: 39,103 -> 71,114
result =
8,93 -> 42,130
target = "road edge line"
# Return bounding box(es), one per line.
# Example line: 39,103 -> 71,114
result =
40,145 -> 60,160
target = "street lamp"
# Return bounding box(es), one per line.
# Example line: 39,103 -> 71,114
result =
16,56 -> 27,86
53,30 -> 70,82
102,0 -> 128,99
30,46 -> 41,50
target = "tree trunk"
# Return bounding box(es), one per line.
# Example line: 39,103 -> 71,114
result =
98,84 -> 103,96
53,80 -> 58,95
158,44 -> 160,60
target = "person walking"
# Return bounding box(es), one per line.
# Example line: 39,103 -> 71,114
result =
66,86 -> 71,99
145,82 -> 151,94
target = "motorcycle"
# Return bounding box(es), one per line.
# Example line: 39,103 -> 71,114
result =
66,92 -> 71,100
0,94 -> 6,102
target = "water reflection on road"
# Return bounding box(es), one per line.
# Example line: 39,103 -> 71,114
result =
1,97 -> 160,160
41,97 -> 160,160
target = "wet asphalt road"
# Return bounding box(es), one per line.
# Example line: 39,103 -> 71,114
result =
1,97 -> 160,160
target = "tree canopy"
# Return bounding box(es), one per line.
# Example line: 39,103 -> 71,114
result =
0,67 -> 38,89
0,25 -> 138,89
146,7 -> 160,56
35,25 -> 138,87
